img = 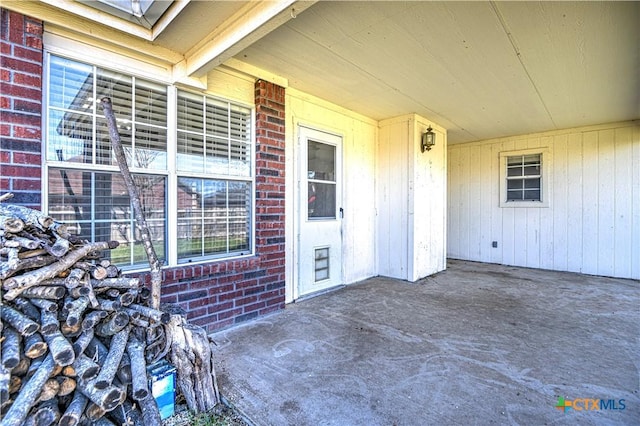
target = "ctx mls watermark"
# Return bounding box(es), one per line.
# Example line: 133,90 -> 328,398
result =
555,396 -> 626,412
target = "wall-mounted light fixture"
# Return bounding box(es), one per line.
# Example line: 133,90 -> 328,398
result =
421,126 -> 436,152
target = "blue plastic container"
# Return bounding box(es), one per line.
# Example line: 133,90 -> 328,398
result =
147,360 -> 177,420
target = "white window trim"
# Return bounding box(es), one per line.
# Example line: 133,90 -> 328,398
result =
43,32 -> 173,84
499,147 -> 551,208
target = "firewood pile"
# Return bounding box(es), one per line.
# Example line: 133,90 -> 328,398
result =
0,203 -> 169,426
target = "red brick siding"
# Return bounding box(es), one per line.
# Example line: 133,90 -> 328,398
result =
135,80 -> 287,333
0,9 -> 43,208
1,10 -> 286,332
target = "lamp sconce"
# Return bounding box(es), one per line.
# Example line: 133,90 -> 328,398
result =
421,126 -> 436,152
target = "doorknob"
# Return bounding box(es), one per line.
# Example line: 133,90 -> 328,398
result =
339,207 -> 344,218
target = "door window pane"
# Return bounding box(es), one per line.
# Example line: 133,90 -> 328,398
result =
308,140 -> 336,219
308,182 -> 336,219
308,140 -> 335,181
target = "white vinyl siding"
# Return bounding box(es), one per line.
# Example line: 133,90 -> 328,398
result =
448,122 -> 640,279
377,114 -> 447,282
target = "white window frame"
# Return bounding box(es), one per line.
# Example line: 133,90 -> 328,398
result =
42,51 -> 256,271
173,88 -> 256,264
499,148 -> 550,208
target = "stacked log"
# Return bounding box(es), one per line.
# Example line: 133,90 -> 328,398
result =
0,204 -> 169,426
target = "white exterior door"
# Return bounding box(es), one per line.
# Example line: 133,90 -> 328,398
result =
297,127 -> 343,297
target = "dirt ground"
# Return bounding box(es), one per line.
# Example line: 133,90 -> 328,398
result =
162,403 -> 248,426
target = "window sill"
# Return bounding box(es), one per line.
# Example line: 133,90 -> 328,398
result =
500,200 -> 549,208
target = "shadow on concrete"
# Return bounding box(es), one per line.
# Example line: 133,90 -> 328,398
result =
211,260 -> 639,425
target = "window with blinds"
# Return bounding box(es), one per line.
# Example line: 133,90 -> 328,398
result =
176,90 -> 253,262
177,91 -> 251,176
47,55 -> 168,170
45,54 -> 254,268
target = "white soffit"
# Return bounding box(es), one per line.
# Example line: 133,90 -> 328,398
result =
181,0 -> 310,77
236,1 -> 640,144
39,0 -> 190,40
76,0 -> 174,29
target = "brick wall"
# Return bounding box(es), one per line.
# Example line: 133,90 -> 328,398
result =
0,9 -> 287,332
0,9 -> 43,208
140,80 -> 287,332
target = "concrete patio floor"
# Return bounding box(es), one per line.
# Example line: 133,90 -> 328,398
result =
211,260 -> 639,425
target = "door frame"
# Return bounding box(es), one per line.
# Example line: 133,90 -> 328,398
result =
292,124 -> 344,301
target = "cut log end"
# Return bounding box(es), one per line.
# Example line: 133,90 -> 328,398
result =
132,388 -> 149,401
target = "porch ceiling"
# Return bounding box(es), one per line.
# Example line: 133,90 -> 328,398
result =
236,1 -> 640,144
8,1 -> 639,144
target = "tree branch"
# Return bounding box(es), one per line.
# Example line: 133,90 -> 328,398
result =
100,97 -> 162,310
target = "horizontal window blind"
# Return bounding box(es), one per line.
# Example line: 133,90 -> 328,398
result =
176,89 -> 253,262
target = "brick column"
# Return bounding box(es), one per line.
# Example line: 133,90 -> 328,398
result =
0,9 -> 43,208
253,79 -> 286,311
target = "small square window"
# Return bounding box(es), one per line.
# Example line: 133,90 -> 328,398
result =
499,149 -> 550,208
506,154 -> 541,201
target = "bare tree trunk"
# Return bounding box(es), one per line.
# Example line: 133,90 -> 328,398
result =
35,378 -> 60,402
0,204 -> 53,231
167,315 -> 220,412
24,332 -> 48,359
123,304 -> 169,324
0,304 -> 40,336
24,399 -> 60,426
95,312 -> 129,337
0,366 -> 11,403
0,215 -> 24,233
100,97 -> 162,310
108,399 -> 143,426
81,311 -> 107,331
90,277 -> 140,289
64,296 -> 90,328
42,330 -> 75,367
72,328 -> 94,357
20,285 -> 66,300
13,298 -> 41,321
40,309 -> 60,336
76,378 -> 125,412
138,394 -> 162,426
57,375 -> 77,396
71,354 -> 100,381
